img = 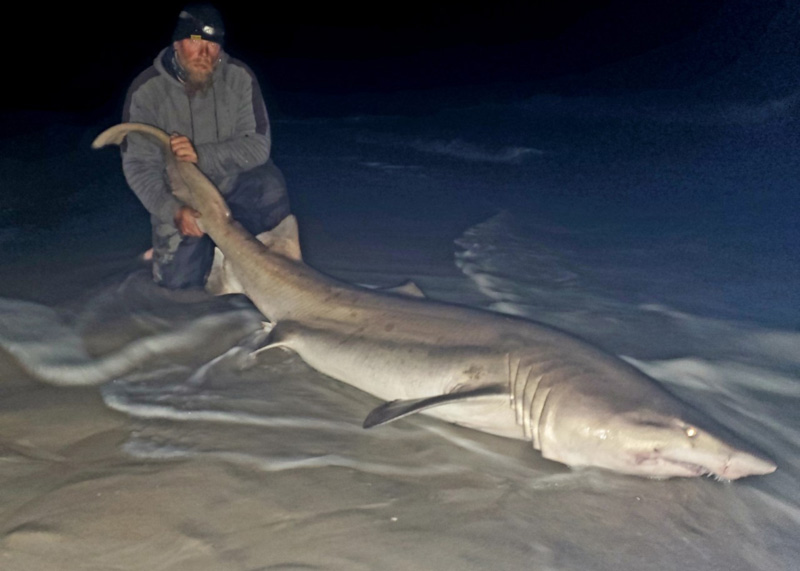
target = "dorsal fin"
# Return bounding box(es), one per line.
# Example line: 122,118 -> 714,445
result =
363,384 -> 507,429
254,215 -> 302,262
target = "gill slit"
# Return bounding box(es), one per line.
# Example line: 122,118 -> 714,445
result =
507,352 -> 523,422
522,370 -> 542,439
531,386 -> 552,451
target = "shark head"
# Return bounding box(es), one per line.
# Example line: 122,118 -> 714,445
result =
540,398 -> 777,480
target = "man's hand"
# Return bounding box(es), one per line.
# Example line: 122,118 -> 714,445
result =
174,205 -> 204,237
170,134 -> 199,163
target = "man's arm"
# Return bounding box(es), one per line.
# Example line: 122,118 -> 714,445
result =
194,61 -> 271,179
121,87 -> 183,225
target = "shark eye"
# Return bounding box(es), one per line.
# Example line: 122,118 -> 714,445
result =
684,425 -> 698,438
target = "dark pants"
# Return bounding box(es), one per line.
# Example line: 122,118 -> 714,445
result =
151,159 -> 290,289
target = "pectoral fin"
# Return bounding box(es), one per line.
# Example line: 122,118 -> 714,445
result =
363,385 -> 507,429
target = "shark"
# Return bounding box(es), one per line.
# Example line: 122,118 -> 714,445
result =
92,123 -> 777,480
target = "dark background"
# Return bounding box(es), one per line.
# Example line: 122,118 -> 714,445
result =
0,0 -> 797,323
8,0 -> 778,119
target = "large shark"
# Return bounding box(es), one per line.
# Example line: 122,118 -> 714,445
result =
92,123 -> 776,480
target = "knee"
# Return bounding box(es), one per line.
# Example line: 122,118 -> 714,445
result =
151,231 -> 214,290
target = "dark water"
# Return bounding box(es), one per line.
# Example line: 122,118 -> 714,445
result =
2,85 -> 798,328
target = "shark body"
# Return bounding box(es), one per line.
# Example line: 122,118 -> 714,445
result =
92,123 -> 777,480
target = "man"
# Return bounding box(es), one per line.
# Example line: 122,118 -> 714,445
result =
122,3 -> 290,289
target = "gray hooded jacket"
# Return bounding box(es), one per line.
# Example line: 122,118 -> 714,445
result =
122,47 -> 271,224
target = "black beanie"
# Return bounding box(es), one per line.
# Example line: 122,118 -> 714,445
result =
172,4 -> 225,46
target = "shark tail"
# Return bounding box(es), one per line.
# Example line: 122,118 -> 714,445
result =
91,122 -> 171,149
92,122 -> 231,229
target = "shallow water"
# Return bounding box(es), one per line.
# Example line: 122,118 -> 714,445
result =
2,254 -> 796,570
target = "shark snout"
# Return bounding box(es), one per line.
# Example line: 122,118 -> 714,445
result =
725,452 -> 777,480
711,450 -> 776,480
662,445 -> 777,480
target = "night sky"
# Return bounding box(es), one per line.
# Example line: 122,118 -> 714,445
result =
7,0 -> 748,119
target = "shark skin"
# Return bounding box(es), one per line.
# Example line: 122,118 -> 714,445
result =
93,123 -> 777,480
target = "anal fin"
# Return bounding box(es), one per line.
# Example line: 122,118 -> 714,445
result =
382,280 -> 426,298
250,321 -> 295,358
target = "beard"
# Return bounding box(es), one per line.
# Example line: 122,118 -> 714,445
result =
183,63 -> 215,96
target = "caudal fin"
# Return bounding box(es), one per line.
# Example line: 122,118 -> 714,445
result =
92,123 -> 231,228
91,122 -> 171,149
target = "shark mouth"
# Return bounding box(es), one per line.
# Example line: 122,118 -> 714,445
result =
634,453 -> 728,480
